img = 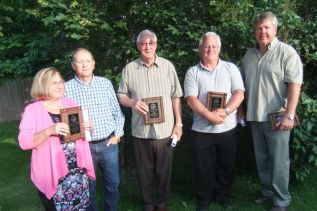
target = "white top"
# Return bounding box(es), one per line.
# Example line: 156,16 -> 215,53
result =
184,60 -> 245,133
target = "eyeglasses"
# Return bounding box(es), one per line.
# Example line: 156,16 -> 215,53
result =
74,60 -> 93,64
202,45 -> 219,50
138,41 -> 157,47
51,81 -> 65,86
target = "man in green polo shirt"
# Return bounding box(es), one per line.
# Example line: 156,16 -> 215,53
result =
240,12 -> 303,211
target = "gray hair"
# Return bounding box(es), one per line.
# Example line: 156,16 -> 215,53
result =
71,47 -> 94,63
136,29 -> 157,43
199,32 -> 221,47
254,11 -> 278,28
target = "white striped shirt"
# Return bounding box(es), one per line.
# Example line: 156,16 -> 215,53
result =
118,56 -> 183,139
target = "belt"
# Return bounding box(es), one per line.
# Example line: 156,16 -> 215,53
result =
90,132 -> 114,144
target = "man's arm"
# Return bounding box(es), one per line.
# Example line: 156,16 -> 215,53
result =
217,90 -> 244,117
171,97 -> 183,140
186,96 -> 225,125
286,83 -> 301,116
106,85 -> 125,146
279,83 -> 301,130
118,94 -> 148,115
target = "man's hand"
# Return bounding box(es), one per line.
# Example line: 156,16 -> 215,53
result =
131,100 -> 149,115
171,124 -> 183,141
207,110 -> 226,125
106,135 -> 121,146
276,117 -> 295,131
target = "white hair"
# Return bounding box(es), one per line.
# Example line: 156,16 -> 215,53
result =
199,32 -> 221,47
136,29 -> 157,43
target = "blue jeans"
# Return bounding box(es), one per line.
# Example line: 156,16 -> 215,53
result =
87,140 -> 120,211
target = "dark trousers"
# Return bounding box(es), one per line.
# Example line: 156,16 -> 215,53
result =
37,189 -> 56,211
193,128 -> 238,208
132,136 -> 174,210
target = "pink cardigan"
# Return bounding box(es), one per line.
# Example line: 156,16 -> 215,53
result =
18,97 -> 95,199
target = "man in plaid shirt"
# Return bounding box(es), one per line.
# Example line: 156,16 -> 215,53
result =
66,47 -> 124,211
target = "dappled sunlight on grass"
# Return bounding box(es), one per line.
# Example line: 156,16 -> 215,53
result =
1,121 -> 317,210
0,137 -> 18,145
0,121 -> 43,210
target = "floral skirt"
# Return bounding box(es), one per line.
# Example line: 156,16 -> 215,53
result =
53,168 -> 89,211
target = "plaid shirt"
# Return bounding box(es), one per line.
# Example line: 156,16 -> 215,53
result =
66,75 -> 124,141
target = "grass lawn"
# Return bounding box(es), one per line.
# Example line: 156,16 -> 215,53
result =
0,121 -> 316,211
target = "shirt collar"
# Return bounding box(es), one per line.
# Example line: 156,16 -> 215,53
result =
138,54 -> 159,68
199,59 -> 222,72
74,74 -> 95,86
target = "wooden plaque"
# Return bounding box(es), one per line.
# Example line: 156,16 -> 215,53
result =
269,111 -> 299,129
206,91 -> 227,111
142,97 -> 165,125
60,106 -> 84,142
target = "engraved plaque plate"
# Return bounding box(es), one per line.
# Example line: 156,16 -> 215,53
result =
269,111 -> 299,129
142,97 -> 165,125
61,106 -> 84,142
206,91 -> 227,111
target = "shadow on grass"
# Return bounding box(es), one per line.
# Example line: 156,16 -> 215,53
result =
0,137 -> 42,210
1,121 -> 317,211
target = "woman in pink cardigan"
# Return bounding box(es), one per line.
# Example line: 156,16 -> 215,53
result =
18,67 -> 95,211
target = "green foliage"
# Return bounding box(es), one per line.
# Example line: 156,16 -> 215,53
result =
0,0 -> 316,181
0,1 -> 114,79
206,0 -> 256,63
292,93 -> 317,181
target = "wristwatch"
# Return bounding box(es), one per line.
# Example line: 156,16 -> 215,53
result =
224,108 -> 231,116
175,123 -> 183,128
284,114 -> 295,121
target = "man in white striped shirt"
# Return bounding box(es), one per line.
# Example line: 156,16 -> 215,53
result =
118,29 -> 183,211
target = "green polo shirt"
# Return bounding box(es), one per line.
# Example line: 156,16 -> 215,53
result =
241,37 -> 303,122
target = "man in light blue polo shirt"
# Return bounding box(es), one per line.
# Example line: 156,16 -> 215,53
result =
240,12 -> 303,211
184,32 -> 244,210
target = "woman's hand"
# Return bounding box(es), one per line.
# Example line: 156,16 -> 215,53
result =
49,122 -> 70,137
33,122 -> 69,146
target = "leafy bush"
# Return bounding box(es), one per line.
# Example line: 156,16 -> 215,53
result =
1,0 -> 316,181
292,93 -> 317,181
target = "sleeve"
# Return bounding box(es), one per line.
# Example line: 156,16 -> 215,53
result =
230,64 -> 245,91
184,67 -> 198,98
117,66 -> 130,97
18,104 -> 38,150
170,64 -> 183,98
109,82 -> 125,137
284,47 -> 303,84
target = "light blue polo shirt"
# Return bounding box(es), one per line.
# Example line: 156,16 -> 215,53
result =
184,60 -> 245,133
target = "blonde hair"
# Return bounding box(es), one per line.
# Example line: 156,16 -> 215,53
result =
31,67 -> 63,100
254,11 -> 278,28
